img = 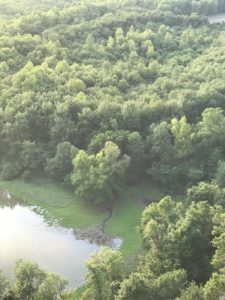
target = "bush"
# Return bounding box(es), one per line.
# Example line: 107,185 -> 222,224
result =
1,161 -> 22,180
45,142 -> 78,181
21,141 -> 46,172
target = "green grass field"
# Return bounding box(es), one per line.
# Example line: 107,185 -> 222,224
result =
0,177 -> 177,298
0,177 -> 105,228
0,177 -> 166,257
106,183 -> 165,256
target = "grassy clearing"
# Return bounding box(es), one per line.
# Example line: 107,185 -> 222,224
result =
106,182 -> 165,257
0,177 -> 179,298
0,177 -> 105,229
0,177 -> 175,258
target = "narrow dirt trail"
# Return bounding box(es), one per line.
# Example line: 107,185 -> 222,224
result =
100,203 -> 113,233
73,203 -> 115,246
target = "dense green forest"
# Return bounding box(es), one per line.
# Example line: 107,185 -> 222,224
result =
1,0 -> 225,194
1,0 -> 225,298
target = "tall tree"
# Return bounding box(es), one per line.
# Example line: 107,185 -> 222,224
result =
82,247 -> 123,300
71,142 -> 130,205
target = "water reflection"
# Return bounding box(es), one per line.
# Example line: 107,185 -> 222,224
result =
0,190 -> 24,208
0,192 -> 100,287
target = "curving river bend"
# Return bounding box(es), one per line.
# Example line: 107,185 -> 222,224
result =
0,191 -> 120,287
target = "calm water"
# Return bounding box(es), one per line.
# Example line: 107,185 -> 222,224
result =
0,191 -> 100,287
208,13 -> 225,23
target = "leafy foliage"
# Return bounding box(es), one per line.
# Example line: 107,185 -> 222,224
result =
10,259 -> 67,300
0,0 -> 224,195
1,0 -> 225,298
71,142 -> 130,204
80,197 -> 225,299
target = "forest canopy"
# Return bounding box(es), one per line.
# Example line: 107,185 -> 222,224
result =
0,0 -> 225,200
1,0 -> 225,299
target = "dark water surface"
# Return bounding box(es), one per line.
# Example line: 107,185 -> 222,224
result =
0,191 -> 100,287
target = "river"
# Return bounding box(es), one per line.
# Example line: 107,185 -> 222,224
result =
208,13 -> 225,23
0,191 -> 102,288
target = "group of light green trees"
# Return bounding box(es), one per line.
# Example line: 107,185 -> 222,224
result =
1,0 -> 225,298
76,183 -> 225,299
0,260 -> 68,300
0,0 -> 225,198
2,186 -> 225,299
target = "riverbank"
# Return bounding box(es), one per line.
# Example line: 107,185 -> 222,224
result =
0,177 -> 164,257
